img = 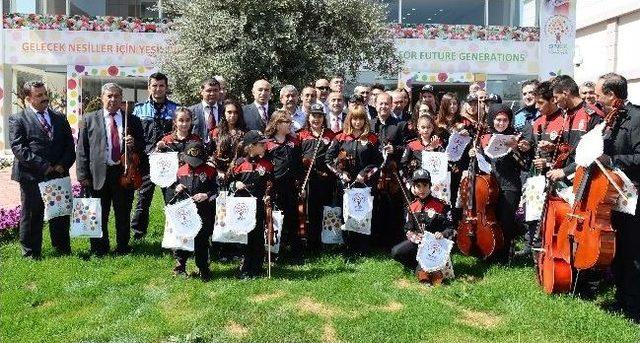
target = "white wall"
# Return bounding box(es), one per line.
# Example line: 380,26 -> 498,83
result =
575,1 -> 640,103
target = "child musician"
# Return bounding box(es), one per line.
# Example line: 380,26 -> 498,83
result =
479,104 -> 531,263
326,105 -> 382,258
297,104 -> 337,254
229,130 -> 274,279
391,169 -> 455,285
264,110 -> 303,261
164,141 -> 217,281
156,107 -> 202,156
400,114 -> 444,179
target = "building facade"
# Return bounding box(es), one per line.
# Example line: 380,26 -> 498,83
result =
1,0 -> 585,154
574,0 -> 640,103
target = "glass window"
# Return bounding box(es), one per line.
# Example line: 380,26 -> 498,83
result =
401,0 -> 485,26
70,0 -> 159,18
42,0 -> 66,15
488,0 -> 521,26
381,0 -> 399,23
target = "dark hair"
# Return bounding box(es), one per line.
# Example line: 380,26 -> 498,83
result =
599,73 -> 628,100
534,81 -> 554,101
550,75 -> 579,97
581,81 -> 595,88
217,98 -> 247,136
148,72 -> 168,85
371,83 -> 385,91
302,109 -> 327,131
200,78 -> 221,90
172,106 -> 194,135
436,92 -> 461,129
522,79 -> 539,90
22,80 -> 46,97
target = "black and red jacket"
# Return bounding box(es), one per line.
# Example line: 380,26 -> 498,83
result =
264,134 -> 302,180
400,138 -> 445,176
164,163 -> 218,204
158,133 -> 202,155
325,132 -> 382,183
405,195 -> 454,238
230,156 -> 274,199
298,129 -> 336,177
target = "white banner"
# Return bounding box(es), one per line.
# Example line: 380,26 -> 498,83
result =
149,152 -> 179,188
2,29 -> 168,65
396,38 -> 538,76
538,0 -> 576,79
416,232 -> 454,273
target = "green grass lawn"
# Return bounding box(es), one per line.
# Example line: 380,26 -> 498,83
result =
1,190 -> 639,343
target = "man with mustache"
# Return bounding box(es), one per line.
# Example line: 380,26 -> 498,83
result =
9,81 -> 75,259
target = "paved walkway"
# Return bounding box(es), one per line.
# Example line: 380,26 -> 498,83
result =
0,165 -> 78,207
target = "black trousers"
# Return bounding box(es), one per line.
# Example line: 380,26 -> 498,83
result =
493,189 -> 521,263
305,174 -> 334,252
174,203 -> 214,270
612,201 -> 640,321
18,181 -> 71,257
130,173 -> 155,236
274,176 -> 302,257
372,190 -> 404,251
391,239 -> 418,270
241,203 -> 265,275
90,165 -> 134,254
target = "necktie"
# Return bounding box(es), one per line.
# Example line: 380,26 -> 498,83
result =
37,112 -> 52,139
207,105 -> 216,131
109,113 -> 121,163
262,106 -> 269,123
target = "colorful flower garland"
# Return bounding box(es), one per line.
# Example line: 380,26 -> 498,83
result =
390,24 -> 540,41
2,13 -> 174,33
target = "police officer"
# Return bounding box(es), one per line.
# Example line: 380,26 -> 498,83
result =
130,72 -> 179,239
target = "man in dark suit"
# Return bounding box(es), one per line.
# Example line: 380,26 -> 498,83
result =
391,90 -> 411,122
190,78 -> 224,142
76,83 -> 145,256
325,91 -> 347,133
243,79 -> 274,131
354,85 -> 378,119
9,81 -> 75,259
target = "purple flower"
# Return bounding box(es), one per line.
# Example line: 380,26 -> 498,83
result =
0,205 -> 21,234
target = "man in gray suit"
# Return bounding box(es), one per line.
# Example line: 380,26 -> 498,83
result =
190,78 -> 224,143
76,83 -> 145,256
9,81 -> 75,259
243,79 -> 274,131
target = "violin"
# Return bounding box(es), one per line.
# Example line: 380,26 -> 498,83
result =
377,140 -> 401,194
297,129 -> 325,245
119,104 -> 143,190
456,98 -> 504,259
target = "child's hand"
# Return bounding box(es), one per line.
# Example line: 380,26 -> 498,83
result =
175,184 -> 186,193
192,193 -> 208,202
434,232 -> 444,239
156,140 -> 167,150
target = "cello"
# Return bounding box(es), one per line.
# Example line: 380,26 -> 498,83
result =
535,120 -> 573,294
456,99 -> 504,259
119,102 -> 143,190
556,100 -> 625,274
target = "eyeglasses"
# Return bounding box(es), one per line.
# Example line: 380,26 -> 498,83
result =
316,86 -> 329,91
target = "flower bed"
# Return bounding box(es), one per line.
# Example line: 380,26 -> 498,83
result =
3,13 -> 174,33
0,205 -> 21,242
390,23 -> 540,41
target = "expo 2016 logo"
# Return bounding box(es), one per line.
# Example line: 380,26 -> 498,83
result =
545,15 -> 572,44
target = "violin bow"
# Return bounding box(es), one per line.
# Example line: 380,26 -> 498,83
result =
124,102 -> 129,170
299,128 -> 325,198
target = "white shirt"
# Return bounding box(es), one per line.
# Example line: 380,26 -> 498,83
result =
103,109 -> 124,166
326,112 -> 345,133
202,101 -> 219,129
254,101 -> 269,123
292,108 -> 307,132
29,106 -> 53,135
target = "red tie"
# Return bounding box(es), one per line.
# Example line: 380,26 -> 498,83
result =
37,112 -> 53,139
109,113 -> 121,163
208,105 -> 216,131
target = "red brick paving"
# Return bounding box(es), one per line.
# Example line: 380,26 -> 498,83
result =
0,165 -> 77,207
